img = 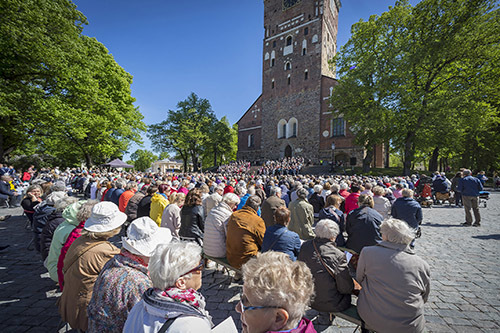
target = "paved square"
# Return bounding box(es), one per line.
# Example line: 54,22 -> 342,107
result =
0,191 -> 498,332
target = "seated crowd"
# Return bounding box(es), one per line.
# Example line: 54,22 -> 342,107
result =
0,164 -> 438,332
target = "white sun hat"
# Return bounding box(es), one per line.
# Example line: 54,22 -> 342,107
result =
84,201 -> 127,232
122,217 -> 172,257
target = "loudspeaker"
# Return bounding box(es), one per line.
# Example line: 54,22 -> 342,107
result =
350,157 -> 357,166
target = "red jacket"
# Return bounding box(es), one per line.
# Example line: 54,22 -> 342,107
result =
344,192 -> 360,215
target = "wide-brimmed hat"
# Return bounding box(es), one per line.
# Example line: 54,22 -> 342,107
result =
84,202 -> 127,232
122,217 -> 172,257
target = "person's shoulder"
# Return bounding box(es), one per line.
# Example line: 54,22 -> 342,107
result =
168,316 -> 211,333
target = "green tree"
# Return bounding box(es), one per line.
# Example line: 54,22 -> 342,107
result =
202,116 -> 237,168
158,151 -> 170,160
130,149 -> 157,171
149,93 -> 216,172
332,0 -> 499,175
0,0 -> 145,166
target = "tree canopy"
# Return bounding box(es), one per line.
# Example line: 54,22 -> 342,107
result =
130,149 -> 157,171
331,0 -> 500,174
0,0 -> 145,166
149,93 -> 237,171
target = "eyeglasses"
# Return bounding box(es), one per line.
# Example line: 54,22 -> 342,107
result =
183,260 -> 204,276
239,292 -> 281,313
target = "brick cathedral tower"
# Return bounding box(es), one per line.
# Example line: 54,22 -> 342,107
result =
237,0 -> 375,167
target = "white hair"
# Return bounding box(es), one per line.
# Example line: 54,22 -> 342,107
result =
339,182 -> 348,190
269,186 -> 281,197
380,218 -> 416,245
54,196 -> 79,213
314,219 -> 340,240
247,185 -> 256,195
223,192 -> 240,206
297,187 -> 308,199
313,184 -> 323,193
149,241 -> 202,290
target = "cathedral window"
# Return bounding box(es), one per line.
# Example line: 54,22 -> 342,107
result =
271,58 -> 275,67
287,75 -> 291,85
271,51 -> 276,67
288,118 -> 298,138
304,70 -> 308,80
304,27 -> 309,35
248,134 -> 255,148
273,40 -> 276,47
331,117 -> 345,137
271,79 -> 275,89
286,36 -> 293,46
278,119 -> 287,138
302,48 -> 307,55
285,62 -> 291,70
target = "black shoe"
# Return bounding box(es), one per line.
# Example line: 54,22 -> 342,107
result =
461,222 -> 472,226
0,245 -> 9,251
473,223 -> 481,227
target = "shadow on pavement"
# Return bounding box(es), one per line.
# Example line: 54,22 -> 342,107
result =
472,234 -> 500,240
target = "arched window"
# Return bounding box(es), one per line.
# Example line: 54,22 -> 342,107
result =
304,69 -> 308,80
288,118 -> 298,138
287,74 -> 291,85
286,36 -> 292,46
271,79 -> 275,89
285,62 -> 291,70
277,119 -> 287,138
270,51 -> 275,67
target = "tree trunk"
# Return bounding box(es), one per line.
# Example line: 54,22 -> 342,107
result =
428,146 -> 439,172
84,153 -> 93,167
403,131 -> 416,176
384,140 -> 390,168
191,151 -> 199,172
362,147 -> 373,173
213,145 -> 217,167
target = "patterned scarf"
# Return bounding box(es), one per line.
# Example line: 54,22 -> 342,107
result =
161,287 -> 208,313
120,249 -> 148,267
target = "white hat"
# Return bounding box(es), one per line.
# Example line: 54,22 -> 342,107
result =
122,217 -> 172,257
84,202 -> 127,232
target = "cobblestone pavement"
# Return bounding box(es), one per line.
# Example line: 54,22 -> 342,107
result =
0,191 -> 499,332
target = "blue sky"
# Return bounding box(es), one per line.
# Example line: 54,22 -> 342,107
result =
72,0 -> 420,158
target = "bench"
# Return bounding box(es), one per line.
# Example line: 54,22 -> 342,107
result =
331,304 -> 374,332
203,254 -> 241,289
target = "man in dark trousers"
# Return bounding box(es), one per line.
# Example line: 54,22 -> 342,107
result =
458,169 -> 483,227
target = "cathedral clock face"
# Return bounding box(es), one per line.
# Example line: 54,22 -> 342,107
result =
283,0 -> 301,10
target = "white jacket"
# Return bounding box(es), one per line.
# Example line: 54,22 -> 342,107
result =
202,192 -> 222,218
373,195 -> 391,220
203,202 -> 233,258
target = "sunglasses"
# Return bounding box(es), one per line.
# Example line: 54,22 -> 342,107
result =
183,260 -> 204,276
239,292 -> 280,313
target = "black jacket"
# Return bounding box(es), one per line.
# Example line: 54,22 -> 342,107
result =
308,193 -> 325,214
346,207 -> 383,254
33,202 -> 56,253
40,210 -> 64,260
179,205 -> 205,242
136,195 -> 152,218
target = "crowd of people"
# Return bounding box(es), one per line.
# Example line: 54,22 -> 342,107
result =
0,161 -> 493,332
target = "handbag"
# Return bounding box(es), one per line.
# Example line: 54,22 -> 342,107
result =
312,240 -> 361,296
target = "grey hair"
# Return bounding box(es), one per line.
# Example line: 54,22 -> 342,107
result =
51,181 -> 67,192
223,192 -> 240,206
314,219 -> 340,240
330,183 -> 340,193
115,178 -> 127,189
54,197 -> 79,213
380,218 -> 415,245
402,188 -> 414,198
463,169 -> 471,176
314,184 -> 323,193
234,186 -> 247,196
297,187 -> 308,199
269,186 -> 281,197
149,241 -> 202,290
244,195 -> 262,211
125,181 -> 138,191
339,182 -> 348,190
247,185 -> 256,195
76,199 -> 99,222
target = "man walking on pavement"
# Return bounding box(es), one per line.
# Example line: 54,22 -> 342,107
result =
458,169 -> 483,227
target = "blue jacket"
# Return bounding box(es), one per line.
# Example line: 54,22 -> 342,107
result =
458,176 -> 483,197
318,207 -> 346,247
261,224 -> 301,261
110,188 -> 125,206
391,197 -> 423,229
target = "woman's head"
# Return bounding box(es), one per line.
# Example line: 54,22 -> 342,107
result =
274,206 -> 290,226
314,219 -> 340,240
380,218 -> 415,245
169,192 -> 186,206
325,194 -> 342,208
25,185 -> 42,198
76,199 -> 99,223
184,188 -> 202,207
82,202 -> 127,240
372,185 -> 385,196
54,196 -> 79,213
238,252 -> 314,333
223,192 -> 241,209
296,187 -> 308,200
149,241 -> 202,291
358,194 -> 374,208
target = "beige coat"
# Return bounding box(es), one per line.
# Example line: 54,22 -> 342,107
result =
58,236 -> 119,331
288,198 -> 315,240
261,195 -> 286,227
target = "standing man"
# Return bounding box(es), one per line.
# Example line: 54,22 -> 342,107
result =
458,169 -> 483,227
261,186 -> 285,228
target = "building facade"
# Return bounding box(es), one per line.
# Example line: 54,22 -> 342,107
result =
237,0 -> 383,167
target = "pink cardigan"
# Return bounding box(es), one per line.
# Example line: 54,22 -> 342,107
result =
57,220 -> 85,290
